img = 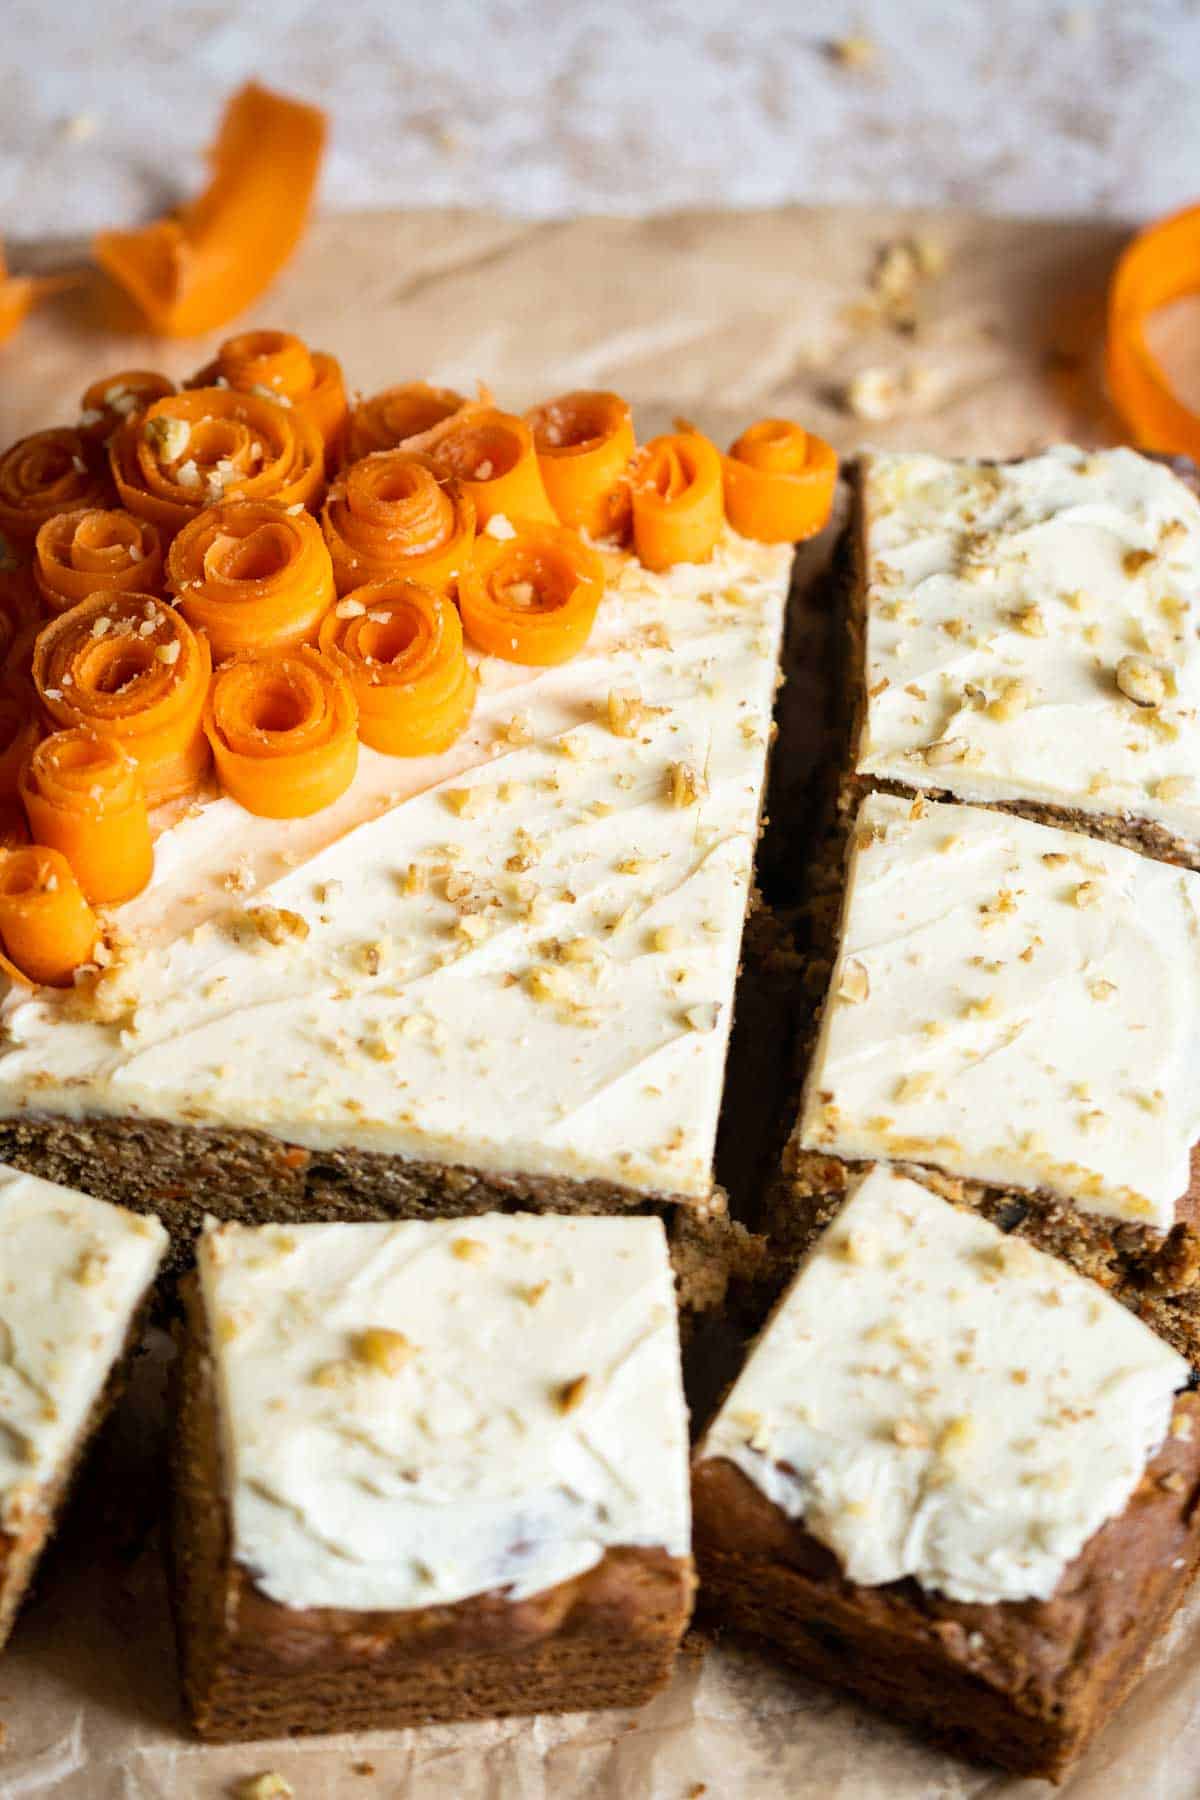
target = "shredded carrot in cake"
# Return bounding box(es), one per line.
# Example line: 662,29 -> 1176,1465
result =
346,383 -> 467,462
0,845 -> 96,987
322,452 -> 474,595
319,579 -> 475,756
204,646 -> 358,817
33,592 -> 212,803
526,390 -> 636,541
630,431 -> 724,570
458,522 -> 604,665
168,499 -> 335,661
21,730 -> 152,905
93,84 -> 326,339
722,419 -> 838,543
110,388 -> 324,536
415,408 -> 555,528
79,371 -> 176,444
191,330 -> 348,466
35,508 -> 165,616
0,431 -> 111,546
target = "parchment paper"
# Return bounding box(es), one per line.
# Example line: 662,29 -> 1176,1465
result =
3,204 -> 1198,1799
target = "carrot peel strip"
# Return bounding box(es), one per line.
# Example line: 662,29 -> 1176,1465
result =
191,331 -> 348,464
414,408 -> 555,527
631,432 -> 725,571
0,431 -> 111,547
20,729 -> 152,905
204,646 -> 358,817
319,579 -> 475,756
33,592 -> 212,803
722,419 -> 838,543
1107,202 -> 1200,458
93,83 -> 326,339
167,499 -> 335,661
0,845 -> 97,987
35,508 -> 164,616
322,453 -> 474,595
346,383 -> 466,462
457,522 -> 605,666
527,390 -> 635,540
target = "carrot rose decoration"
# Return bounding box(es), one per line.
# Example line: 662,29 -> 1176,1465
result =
93,83 -> 326,339
192,330 -> 348,464
457,522 -> 604,665
167,500 -> 334,661
630,431 -> 725,571
722,420 -> 837,543
0,431 -> 110,547
204,646 -> 358,818
346,383 -> 466,463
35,508 -> 164,617
319,580 -> 475,756
418,408 -> 555,528
0,846 -> 97,988
33,593 -> 212,803
322,452 -> 474,595
79,371 -> 176,444
20,730 -> 152,905
110,389 -> 324,536
526,390 -> 635,541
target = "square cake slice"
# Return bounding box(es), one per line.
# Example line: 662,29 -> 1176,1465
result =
842,445 -> 1200,867
694,1164 -> 1200,1781
173,1212 -> 694,1741
0,1165 -> 166,1648
787,788 -> 1200,1357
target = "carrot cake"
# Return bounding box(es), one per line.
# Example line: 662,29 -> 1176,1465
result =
173,1211 -> 694,1740
0,1163 -> 166,1648
840,445 -> 1200,866
694,1163 -> 1200,1780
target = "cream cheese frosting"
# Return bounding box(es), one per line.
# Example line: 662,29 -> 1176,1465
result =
857,446 -> 1200,842
0,1165 -> 166,1533
799,790 -> 1200,1230
0,533 -> 791,1200
197,1211 -> 691,1612
698,1164 -> 1189,1605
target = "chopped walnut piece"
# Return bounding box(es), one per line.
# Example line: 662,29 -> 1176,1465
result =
555,1374 -> 589,1414
451,1237 -> 488,1263
501,710 -> 534,746
922,736 -> 968,768
353,1327 -> 415,1374
838,959 -> 870,1004
246,907 -> 310,946
667,761 -> 706,808
1012,603 -> 1047,638
1115,654 -> 1170,707
1072,880 -> 1103,908
1122,547 -> 1156,577
892,1417 -> 931,1449
235,1776 -> 294,1800
987,678 -> 1030,722
1154,774 -> 1193,803
143,415 -> 190,462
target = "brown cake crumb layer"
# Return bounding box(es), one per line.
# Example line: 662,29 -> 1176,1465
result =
694,1390 -> 1200,1783
172,1277 -> 695,1741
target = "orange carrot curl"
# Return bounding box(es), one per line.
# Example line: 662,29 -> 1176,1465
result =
0,845 -> 97,987
204,646 -> 358,818
33,593 -> 212,803
192,330 -> 348,465
1107,202 -> 1200,460
630,432 -> 725,571
346,383 -> 466,462
35,508 -> 164,616
319,580 -> 475,756
722,419 -> 837,543
322,453 -> 474,596
93,84 -> 326,339
0,431 -> 111,547
457,522 -> 605,666
416,408 -> 555,528
110,388 -> 324,537
79,371 -> 176,444
168,499 -> 334,661
20,729 -> 152,905
526,390 -> 635,541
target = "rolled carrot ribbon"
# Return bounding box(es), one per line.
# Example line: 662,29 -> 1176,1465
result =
321,452 -> 474,595
0,845 -> 97,987
345,382 -> 467,462
204,645 -> 358,818
630,431 -> 725,571
0,430 -> 111,547
35,508 -> 165,616
526,390 -> 635,540
191,330 -> 348,465
20,729 -> 152,905
1107,202 -> 1200,458
318,579 -> 475,756
722,419 -> 838,543
417,408 -> 555,527
33,592 -> 212,803
457,521 -> 605,665
79,370 -> 176,443
167,499 -> 335,661
0,696 -> 40,801
110,388 -> 324,537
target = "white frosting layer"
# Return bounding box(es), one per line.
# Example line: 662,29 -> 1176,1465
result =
0,535 -> 790,1199
857,446 -> 1200,841
699,1165 -> 1188,1605
197,1212 -> 691,1612
0,1165 -> 166,1532
799,791 -> 1200,1230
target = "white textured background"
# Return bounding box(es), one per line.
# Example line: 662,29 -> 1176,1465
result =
1,0 -> 1198,237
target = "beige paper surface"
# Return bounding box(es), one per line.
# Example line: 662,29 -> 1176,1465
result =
3,203 -> 1198,1798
